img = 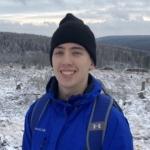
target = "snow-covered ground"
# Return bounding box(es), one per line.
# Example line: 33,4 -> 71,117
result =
0,64 -> 150,150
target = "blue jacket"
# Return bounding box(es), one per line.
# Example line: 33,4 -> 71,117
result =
22,75 -> 133,150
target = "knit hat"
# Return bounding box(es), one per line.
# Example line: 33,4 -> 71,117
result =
50,13 -> 96,66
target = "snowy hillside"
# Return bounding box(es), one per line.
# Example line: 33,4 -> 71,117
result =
0,64 -> 150,150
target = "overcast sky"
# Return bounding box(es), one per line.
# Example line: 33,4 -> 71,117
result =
0,0 -> 150,37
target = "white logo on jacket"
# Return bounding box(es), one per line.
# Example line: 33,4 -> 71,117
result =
34,127 -> 46,132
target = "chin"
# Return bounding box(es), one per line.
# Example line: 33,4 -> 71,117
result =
60,80 -> 76,88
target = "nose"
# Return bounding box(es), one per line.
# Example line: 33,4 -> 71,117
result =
62,52 -> 73,65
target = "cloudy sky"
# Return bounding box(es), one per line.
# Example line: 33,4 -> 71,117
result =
0,0 -> 150,37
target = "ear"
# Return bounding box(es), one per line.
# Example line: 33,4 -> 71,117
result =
89,63 -> 95,71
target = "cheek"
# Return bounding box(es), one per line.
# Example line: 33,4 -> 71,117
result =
52,60 -> 59,74
52,56 -> 59,67
83,59 -> 93,70
79,64 -> 91,74
51,56 -> 55,65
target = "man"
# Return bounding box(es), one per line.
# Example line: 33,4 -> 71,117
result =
22,13 -> 133,150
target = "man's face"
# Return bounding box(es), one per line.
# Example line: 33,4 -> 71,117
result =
52,43 -> 95,92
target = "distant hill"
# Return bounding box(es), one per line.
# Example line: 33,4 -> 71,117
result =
96,43 -> 150,69
97,35 -> 150,69
0,32 -> 149,69
0,32 -> 50,66
98,35 -> 150,52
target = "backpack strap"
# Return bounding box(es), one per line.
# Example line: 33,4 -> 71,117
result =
98,79 -> 122,113
30,94 -> 51,133
86,94 -> 114,150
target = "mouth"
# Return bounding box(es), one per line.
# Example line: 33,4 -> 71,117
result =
60,70 -> 76,76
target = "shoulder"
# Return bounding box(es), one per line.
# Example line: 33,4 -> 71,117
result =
106,104 -> 130,134
102,105 -> 133,149
24,99 -> 38,123
98,93 -> 128,127
103,105 -> 133,149
24,93 -> 50,121
110,105 -> 130,128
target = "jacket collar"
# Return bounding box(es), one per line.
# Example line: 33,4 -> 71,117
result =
46,74 -> 102,107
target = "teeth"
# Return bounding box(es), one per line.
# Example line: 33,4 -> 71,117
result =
61,71 -> 75,75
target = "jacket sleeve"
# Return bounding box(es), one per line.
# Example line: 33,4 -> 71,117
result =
103,107 -> 134,150
22,103 -> 35,150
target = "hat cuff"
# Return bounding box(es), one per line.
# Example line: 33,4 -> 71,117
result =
50,22 -> 96,66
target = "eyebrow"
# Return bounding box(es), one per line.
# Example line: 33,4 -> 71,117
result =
71,46 -> 84,50
56,46 -> 64,49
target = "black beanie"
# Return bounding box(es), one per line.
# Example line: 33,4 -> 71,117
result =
50,13 -> 96,66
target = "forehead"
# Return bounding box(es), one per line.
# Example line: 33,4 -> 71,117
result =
55,42 -> 86,50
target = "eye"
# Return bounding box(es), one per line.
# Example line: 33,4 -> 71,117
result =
72,50 -> 83,56
53,50 -> 64,55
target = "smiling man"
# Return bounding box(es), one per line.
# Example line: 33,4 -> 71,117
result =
22,13 -> 133,150
52,43 -> 95,100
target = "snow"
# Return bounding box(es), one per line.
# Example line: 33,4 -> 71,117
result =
0,64 -> 150,150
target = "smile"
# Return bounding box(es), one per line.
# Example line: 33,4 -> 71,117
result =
60,70 -> 76,76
